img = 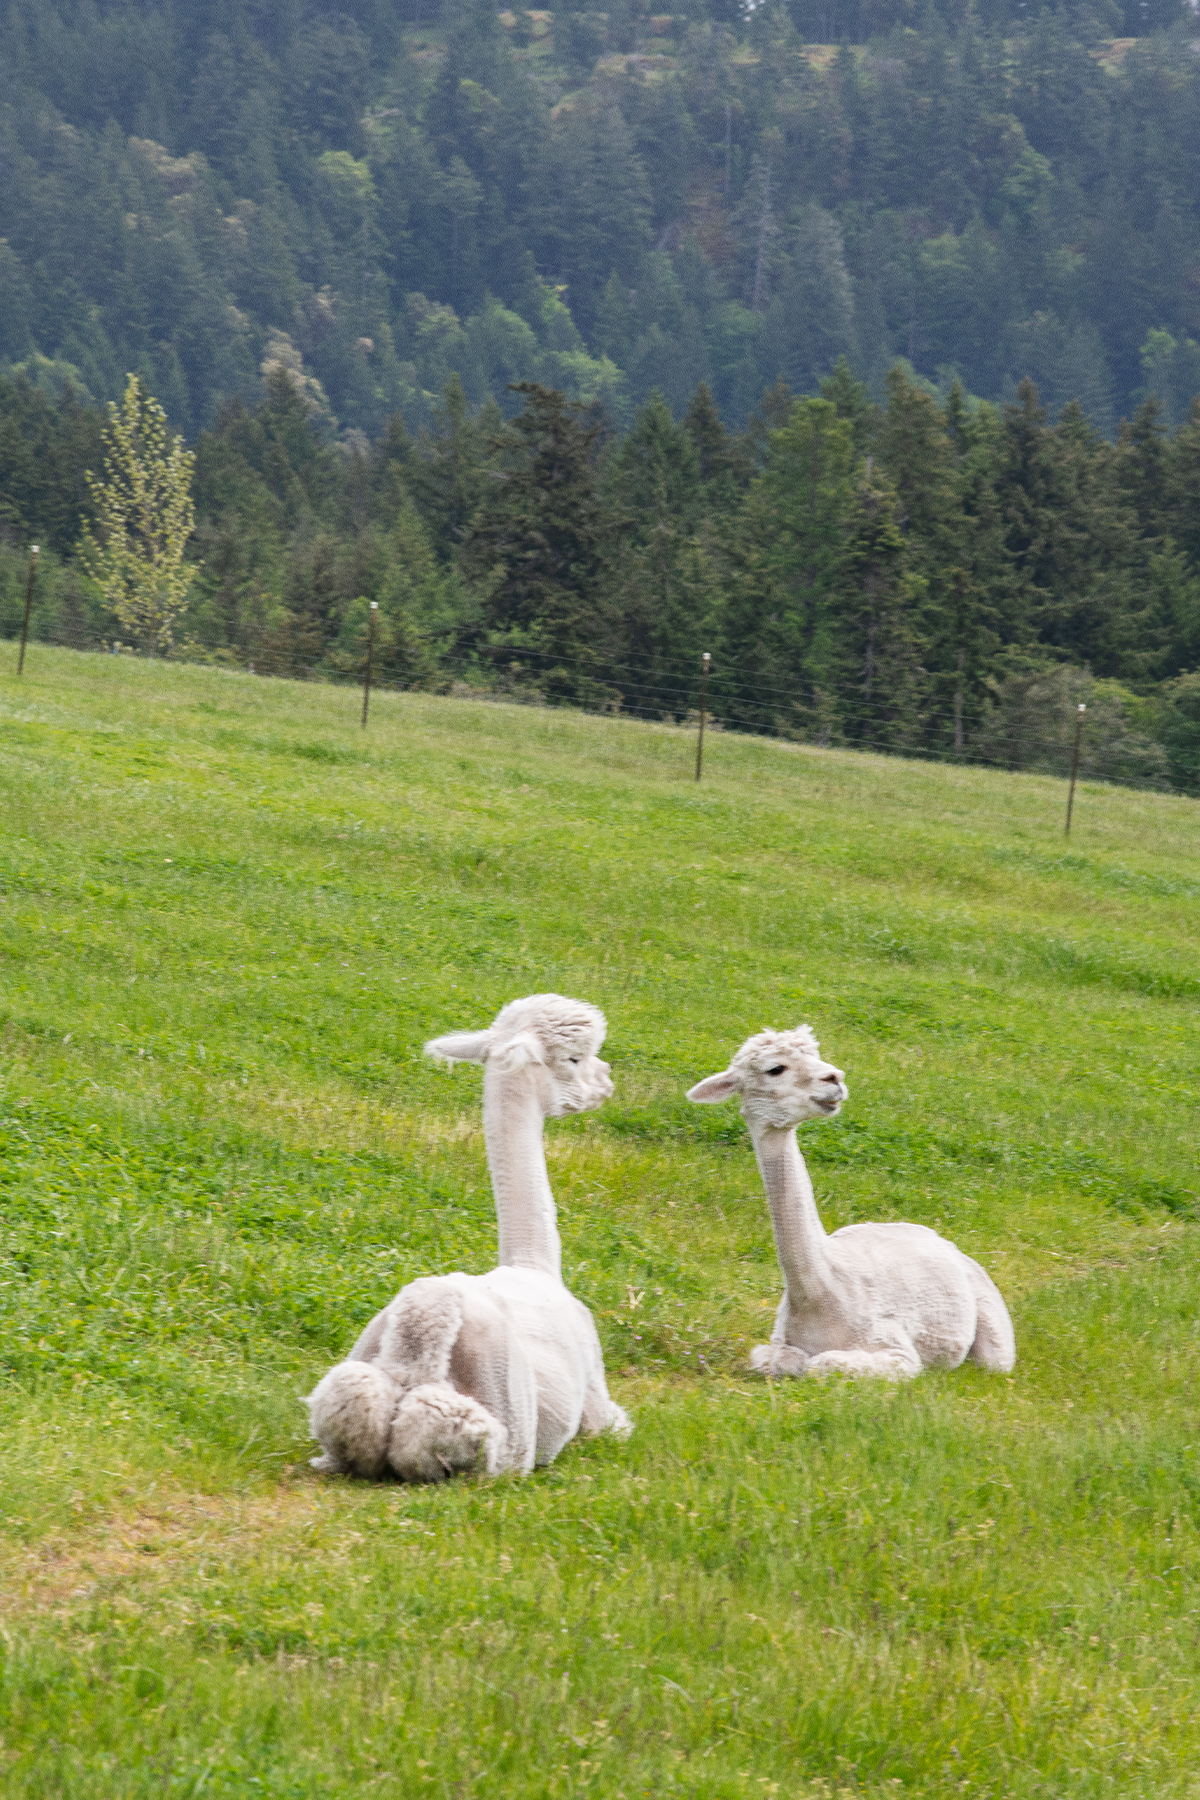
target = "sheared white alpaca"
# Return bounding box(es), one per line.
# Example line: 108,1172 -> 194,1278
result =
306,994 -> 631,1480
688,1026 -> 1015,1379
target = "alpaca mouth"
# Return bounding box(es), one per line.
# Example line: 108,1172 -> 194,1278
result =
562,1090 -> 607,1115
816,1096 -> 842,1112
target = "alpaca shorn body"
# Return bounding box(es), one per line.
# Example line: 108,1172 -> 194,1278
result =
689,1027 -> 1015,1379
306,995 -> 631,1480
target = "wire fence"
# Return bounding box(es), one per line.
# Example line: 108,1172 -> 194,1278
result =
4,614 -> 1193,807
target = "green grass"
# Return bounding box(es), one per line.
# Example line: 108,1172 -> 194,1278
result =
2,647 -> 1199,1798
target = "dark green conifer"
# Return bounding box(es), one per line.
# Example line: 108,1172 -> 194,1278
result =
462,382 -> 610,700
819,358 -> 878,455
408,376 -> 496,564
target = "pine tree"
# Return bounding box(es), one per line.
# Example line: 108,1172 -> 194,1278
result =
760,204 -> 855,392
462,383 -> 610,699
744,377 -> 797,468
683,381 -> 750,509
721,397 -> 857,736
0,373 -> 103,556
819,358 -> 878,455
604,392 -> 715,716
1039,400 -> 1146,678
874,366 -> 960,567
1117,397 -> 1168,542
281,535 -> 349,674
684,383 -> 729,487
595,271 -> 634,369
1164,396 -> 1200,571
835,465 -> 924,751
926,401 -> 1013,756
996,378 -> 1062,648
873,364 -> 975,748
408,375 -> 496,563
607,391 -> 702,535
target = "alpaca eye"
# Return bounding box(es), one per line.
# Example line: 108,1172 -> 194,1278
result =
766,1064 -> 787,1077
568,1057 -> 579,1064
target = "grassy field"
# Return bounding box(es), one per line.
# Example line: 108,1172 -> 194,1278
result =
1,648 -> 1198,1799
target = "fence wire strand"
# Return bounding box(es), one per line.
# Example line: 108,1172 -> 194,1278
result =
4,626 -> 1187,798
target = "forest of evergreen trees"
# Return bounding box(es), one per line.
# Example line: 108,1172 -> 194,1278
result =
4,1 -> 1200,790
3,0 -> 1200,435
4,360 -> 1200,791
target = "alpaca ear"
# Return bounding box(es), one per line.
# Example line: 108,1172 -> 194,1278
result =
424,1030 -> 492,1067
489,1030 -> 545,1072
686,1070 -> 740,1103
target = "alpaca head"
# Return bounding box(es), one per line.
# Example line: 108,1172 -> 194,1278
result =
425,992 -> 613,1117
687,1025 -> 847,1129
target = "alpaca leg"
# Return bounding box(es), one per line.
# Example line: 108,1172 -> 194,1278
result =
962,1256 -> 1016,1373
805,1344 -> 920,1380
580,1370 -> 633,1439
306,1361 -> 401,1477
377,1276 -> 466,1387
750,1343 -> 811,1376
344,1305 -> 389,1365
604,1400 -> 635,1437
387,1383 -> 512,1482
578,1342 -> 634,1439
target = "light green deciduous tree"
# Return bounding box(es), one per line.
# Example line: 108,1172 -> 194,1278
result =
82,375 -> 198,652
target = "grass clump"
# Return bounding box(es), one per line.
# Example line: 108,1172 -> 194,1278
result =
2,648 -> 1199,1796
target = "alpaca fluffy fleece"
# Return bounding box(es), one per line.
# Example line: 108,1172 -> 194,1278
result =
306,1278 -> 516,1481
378,1277 -> 464,1386
730,1024 -> 820,1076
387,1384 -> 509,1482
487,993 -> 606,1067
307,1361 -> 400,1478
306,1365 -> 510,1482
425,993 -> 607,1075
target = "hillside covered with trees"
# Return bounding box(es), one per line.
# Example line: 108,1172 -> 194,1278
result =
4,358 -> 1200,791
3,0 -> 1200,435
4,0 -> 1200,791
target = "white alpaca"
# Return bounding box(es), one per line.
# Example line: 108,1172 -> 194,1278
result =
306,994 -> 631,1480
687,1027 -> 1015,1380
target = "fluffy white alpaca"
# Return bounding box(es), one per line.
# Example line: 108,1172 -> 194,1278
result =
306,993 -> 631,1480
687,1026 -> 1015,1379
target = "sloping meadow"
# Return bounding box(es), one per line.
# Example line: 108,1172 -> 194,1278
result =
2,650 -> 1199,1797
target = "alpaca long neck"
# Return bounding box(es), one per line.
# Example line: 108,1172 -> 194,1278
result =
482,1067 -> 562,1280
747,1121 -> 834,1303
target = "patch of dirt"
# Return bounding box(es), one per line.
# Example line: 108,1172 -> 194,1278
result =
2,1478 -> 331,1618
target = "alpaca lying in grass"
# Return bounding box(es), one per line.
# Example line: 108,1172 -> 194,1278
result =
688,1026 -> 1015,1379
306,993 -> 631,1480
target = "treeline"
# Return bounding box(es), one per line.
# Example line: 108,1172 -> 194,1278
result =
3,362 -> 1200,793
4,0 -> 1200,437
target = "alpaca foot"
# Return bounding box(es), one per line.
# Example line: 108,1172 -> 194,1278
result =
749,1343 -> 810,1377
388,1383 -> 512,1482
605,1403 -> 634,1438
806,1348 -> 919,1380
